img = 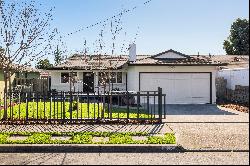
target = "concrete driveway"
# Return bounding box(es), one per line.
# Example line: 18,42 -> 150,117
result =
164,104 -> 249,151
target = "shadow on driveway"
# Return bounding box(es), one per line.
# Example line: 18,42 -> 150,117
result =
165,104 -> 237,115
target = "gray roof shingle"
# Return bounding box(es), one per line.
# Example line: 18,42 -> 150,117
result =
49,53 -> 249,70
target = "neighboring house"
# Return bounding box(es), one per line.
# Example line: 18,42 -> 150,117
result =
0,65 -> 44,95
211,55 -> 249,90
48,46 -> 228,104
0,69 -> 16,99
15,66 -> 42,80
13,66 -> 49,93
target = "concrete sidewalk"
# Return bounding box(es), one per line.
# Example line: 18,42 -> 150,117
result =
165,105 -> 249,151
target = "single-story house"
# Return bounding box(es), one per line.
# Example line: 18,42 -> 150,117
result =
48,46 -> 228,104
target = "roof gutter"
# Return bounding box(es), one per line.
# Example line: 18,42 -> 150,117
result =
128,63 -> 229,66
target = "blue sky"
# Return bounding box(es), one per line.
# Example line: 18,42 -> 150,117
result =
41,0 -> 249,56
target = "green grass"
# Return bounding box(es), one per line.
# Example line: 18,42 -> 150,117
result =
0,132 -> 176,144
0,102 -> 152,120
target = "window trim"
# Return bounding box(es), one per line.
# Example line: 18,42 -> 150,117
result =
60,72 -> 78,84
116,72 -> 123,84
98,72 -> 123,85
61,72 -> 70,84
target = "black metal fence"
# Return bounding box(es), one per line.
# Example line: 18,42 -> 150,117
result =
0,87 -> 166,124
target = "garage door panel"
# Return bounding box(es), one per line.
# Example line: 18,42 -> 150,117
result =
174,73 -> 191,79
191,78 -> 210,104
174,79 -> 192,103
191,73 -> 210,79
140,73 -> 211,104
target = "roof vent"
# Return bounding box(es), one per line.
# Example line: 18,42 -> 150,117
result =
234,57 -> 240,62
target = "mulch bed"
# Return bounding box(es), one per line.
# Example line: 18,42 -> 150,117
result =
220,104 -> 249,113
218,101 -> 249,113
217,98 -> 249,113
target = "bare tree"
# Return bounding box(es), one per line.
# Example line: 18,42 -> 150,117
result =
0,0 -> 57,119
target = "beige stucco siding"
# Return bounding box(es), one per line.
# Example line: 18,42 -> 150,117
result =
127,65 -> 217,104
0,71 -> 16,99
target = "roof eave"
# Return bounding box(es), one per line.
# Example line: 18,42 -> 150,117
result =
128,63 -> 228,66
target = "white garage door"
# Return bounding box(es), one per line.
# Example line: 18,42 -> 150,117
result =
140,73 -> 211,104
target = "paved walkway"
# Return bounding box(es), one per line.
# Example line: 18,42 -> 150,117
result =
165,104 -> 249,151
0,152 -> 248,165
0,123 -> 173,134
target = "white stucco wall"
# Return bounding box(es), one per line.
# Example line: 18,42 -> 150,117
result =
217,68 -> 249,90
127,65 -> 217,104
50,70 -> 127,93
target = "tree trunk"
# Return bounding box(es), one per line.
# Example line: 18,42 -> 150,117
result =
3,70 -> 8,119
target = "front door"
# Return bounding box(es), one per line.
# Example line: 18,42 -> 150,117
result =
83,72 -> 94,93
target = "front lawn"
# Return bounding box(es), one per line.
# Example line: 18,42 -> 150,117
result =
0,131 -> 176,144
0,102 -> 152,120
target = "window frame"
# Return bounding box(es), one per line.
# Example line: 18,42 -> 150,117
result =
98,72 -> 123,85
61,72 -> 70,84
60,72 -> 77,84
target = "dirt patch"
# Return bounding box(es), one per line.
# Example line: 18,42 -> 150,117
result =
51,136 -> 71,141
8,135 -> 28,141
92,137 -> 109,143
132,136 -> 147,141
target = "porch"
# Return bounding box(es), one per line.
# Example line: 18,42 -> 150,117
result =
50,71 -> 127,93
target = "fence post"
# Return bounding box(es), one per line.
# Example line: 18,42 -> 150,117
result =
137,92 -> 140,119
26,93 -> 29,121
63,92 -> 66,122
110,91 -> 112,120
164,95 -> 166,119
126,91 -> 130,119
147,91 -> 149,119
158,87 -> 162,123
70,91 -> 73,123
87,92 -> 90,119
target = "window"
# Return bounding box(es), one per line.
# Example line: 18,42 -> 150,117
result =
110,72 -> 116,83
61,73 -> 69,83
98,72 -> 109,85
61,72 -> 77,83
98,72 -> 123,85
117,72 -> 122,83
70,72 -> 78,83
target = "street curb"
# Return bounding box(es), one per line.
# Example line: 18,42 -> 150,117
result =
0,144 -> 181,153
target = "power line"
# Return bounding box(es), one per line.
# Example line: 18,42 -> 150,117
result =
63,0 -> 153,37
